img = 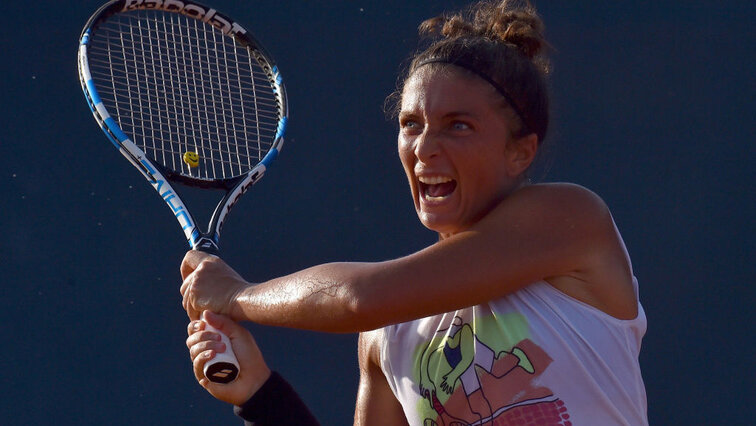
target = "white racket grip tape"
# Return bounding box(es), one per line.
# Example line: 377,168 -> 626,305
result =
203,322 -> 240,383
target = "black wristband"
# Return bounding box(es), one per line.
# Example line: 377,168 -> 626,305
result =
234,371 -> 320,426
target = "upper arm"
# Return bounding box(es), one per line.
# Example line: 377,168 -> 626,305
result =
353,183 -> 632,326
354,330 -> 408,426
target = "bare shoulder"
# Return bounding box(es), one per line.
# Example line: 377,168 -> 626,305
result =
493,183 -> 637,319
476,182 -> 615,245
507,182 -> 611,217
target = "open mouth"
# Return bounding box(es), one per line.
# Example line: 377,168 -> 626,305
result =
419,176 -> 457,201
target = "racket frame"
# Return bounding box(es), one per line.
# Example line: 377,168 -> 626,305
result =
77,0 -> 288,254
78,0 -> 289,384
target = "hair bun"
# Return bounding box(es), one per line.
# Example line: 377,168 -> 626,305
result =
488,9 -> 546,60
420,1 -> 549,67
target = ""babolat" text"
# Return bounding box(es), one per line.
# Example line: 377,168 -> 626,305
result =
122,0 -> 248,37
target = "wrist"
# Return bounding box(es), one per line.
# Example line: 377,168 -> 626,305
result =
233,371 -> 320,425
234,365 -> 271,406
230,282 -> 255,321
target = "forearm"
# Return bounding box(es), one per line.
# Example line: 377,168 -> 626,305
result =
233,262 -> 380,333
230,235 -> 524,333
229,215 -> 569,333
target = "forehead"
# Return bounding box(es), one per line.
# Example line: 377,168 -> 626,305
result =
400,66 -> 499,114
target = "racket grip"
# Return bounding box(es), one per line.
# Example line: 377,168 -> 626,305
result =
203,322 -> 240,383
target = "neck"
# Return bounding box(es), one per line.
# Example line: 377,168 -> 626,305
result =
436,178 -> 531,242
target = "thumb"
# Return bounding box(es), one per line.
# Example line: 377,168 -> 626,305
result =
202,310 -> 251,360
203,310 -> 237,338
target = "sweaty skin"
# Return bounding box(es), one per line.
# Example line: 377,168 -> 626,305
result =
181,67 -> 639,426
181,69 -> 637,333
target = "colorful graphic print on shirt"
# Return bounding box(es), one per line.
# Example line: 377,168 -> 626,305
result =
412,314 -> 572,425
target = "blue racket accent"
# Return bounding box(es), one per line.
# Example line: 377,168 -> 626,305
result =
275,116 -> 288,141
189,229 -> 202,247
85,80 -> 101,105
103,118 -> 129,143
261,147 -> 279,168
273,65 -> 283,85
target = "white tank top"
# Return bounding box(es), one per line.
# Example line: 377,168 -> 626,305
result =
379,280 -> 648,425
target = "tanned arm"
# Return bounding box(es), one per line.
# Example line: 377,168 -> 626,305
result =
181,183 -> 636,331
354,330 -> 409,426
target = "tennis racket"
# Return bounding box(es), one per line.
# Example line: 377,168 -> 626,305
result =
78,0 -> 288,384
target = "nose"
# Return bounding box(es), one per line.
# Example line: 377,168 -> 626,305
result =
414,128 -> 440,162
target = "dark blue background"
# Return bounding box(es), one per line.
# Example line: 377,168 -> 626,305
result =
2,1 -> 753,424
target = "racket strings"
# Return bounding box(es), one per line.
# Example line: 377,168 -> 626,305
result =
84,66 -> 280,114
87,10 -> 281,180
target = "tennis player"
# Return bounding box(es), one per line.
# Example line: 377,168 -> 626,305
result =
182,1 -> 648,424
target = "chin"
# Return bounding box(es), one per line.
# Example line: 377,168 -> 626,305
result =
418,212 -> 460,237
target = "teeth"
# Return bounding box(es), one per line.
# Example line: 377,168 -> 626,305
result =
418,176 -> 452,184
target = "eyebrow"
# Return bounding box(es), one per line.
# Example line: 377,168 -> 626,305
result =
442,111 -> 478,120
397,110 -> 479,120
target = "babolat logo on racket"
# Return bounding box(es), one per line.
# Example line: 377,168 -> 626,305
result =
122,0 -> 248,37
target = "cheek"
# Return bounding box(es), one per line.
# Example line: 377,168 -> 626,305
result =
455,151 -> 506,190
397,139 -> 419,197
397,138 -> 414,169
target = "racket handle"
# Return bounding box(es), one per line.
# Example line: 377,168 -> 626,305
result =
203,322 -> 240,383
193,241 -> 236,382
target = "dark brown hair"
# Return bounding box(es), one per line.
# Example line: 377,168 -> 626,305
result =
396,0 -> 551,143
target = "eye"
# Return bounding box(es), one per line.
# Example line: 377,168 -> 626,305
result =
451,121 -> 471,131
399,117 -> 422,134
400,118 -> 416,127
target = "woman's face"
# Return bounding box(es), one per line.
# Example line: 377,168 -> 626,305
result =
398,66 -> 523,238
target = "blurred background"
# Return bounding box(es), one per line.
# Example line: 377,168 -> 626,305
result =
1,0 -> 753,424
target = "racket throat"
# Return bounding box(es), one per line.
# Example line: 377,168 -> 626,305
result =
194,235 -> 221,256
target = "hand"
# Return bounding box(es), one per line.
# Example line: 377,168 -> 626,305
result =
419,379 -> 436,404
440,373 -> 457,395
187,311 -> 271,406
180,250 -> 249,321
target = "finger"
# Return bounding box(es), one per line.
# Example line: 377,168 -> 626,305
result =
179,274 -> 190,298
181,278 -> 201,321
186,328 -> 223,349
185,301 -> 200,321
187,320 -> 205,336
181,250 -> 213,280
202,311 -> 228,333
192,349 -> 215,382
202,311 -> 240,338
181,289 -> 192,320
188,338 -> 225,361
180,276 -> 197,320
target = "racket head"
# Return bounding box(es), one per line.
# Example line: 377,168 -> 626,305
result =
78,0 -> 288,189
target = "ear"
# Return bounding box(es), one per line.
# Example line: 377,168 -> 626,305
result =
503,133 -> 539,177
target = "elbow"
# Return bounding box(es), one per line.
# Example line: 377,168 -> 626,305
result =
339,283 -> 385,333
338,265 -> 390,333
311,261 -> 396,333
